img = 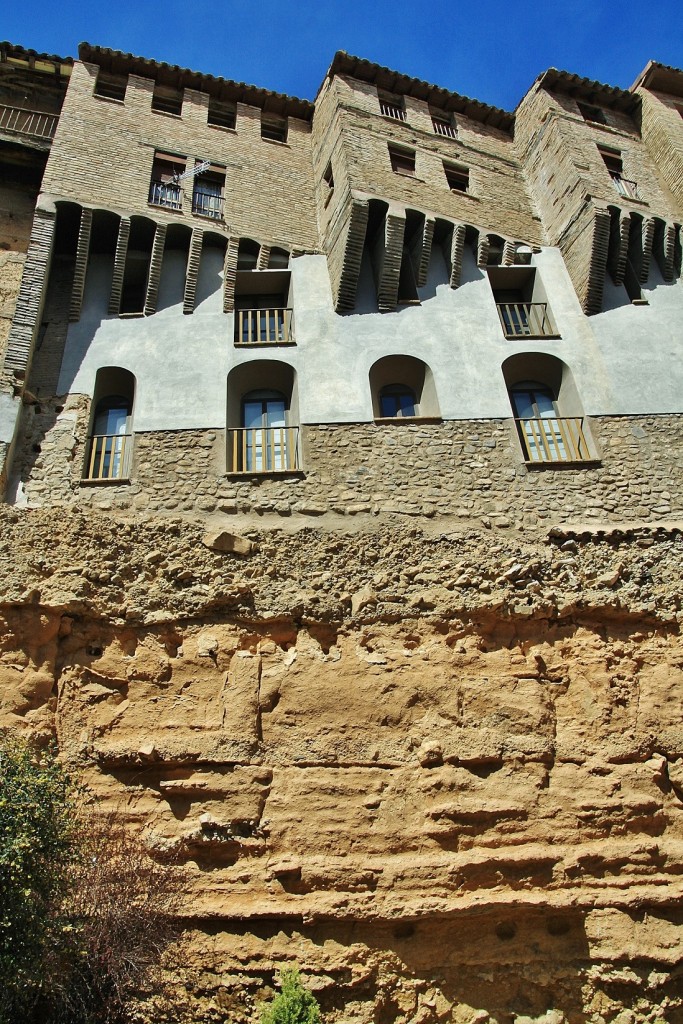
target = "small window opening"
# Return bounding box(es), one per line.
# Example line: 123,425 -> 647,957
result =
94,71 -> 127,102
148,151 -> 185,210
380,384 -> 417,418
323,161 -> 334,190
389,145 -> 415,176
151,83 -> 183,116
208,98 -> 236,130
599,147 -> 623,176
378,90 -> 406,121
577,102 -> 606,125
444,163 -> 469,192
192,163 -> 225,220
261,114 -> 287,143
431,109 -> 457,138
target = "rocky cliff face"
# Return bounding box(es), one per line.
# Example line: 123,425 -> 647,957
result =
1,505 -> 682,1024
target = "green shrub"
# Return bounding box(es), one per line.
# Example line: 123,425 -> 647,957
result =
261,967 -> 322,1024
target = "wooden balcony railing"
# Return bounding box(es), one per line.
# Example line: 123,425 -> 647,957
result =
227,426 -> 300,473
192,189 -> 223,219
0,104 -> 58,140
432,117 -> 457,138
610,174 -> 641,201
380,100 -> 406,121
497,302 -> 559,339
235,307 -> 294,346
148,180 -> 182,210
515,417 -> 591,464
84,434 -> 132,481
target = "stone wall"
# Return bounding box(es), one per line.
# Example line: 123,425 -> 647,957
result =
13,406 -> 683,527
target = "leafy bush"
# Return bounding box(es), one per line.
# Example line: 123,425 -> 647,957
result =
261,967 -> 322,1024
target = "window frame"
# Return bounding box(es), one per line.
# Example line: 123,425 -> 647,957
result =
388,144 -> 416,176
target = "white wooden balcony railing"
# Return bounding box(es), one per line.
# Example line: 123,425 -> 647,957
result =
497,302 -> 559,339
192,189 -> 223,219
0,104 -> 58,140
515,417 -> 591,464
84,434 -> 132,481
227,426 -> 300,473
610,174 -> 641,201
235,308 -> 294,346
432,117 -> 457,138
148,180 -> 182,210
380,100 -> 406,121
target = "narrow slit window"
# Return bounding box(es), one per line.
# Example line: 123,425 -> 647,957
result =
389,145 -> 415,176
444,163 -> 469,192
323,161 -> 334,190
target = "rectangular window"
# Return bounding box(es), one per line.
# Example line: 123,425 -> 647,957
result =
378,90 -> 406,121
148,151 -> 185,210
577,101 -> 606,124
389,145 -> 415,176
431,109 -> 457,138
151,83 -> 183,116
208,98 -> 236,130
94,70 -> 127,102
444,163 -> 469,192
598,146 -> 642,200
261,113 -> 287,143
323,161 -> 334,190
192,163 -> 225,220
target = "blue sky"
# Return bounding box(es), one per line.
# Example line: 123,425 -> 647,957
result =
4,0 -> 683,110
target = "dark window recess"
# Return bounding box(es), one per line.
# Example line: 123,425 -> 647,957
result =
444,163 -> 469,192
261,114 -> 287,143
577,101 -> 607,124
397,248 -> 419,304
599,146 -> 623,175
380,384 -> 417,417
148,152 -> 185,210
208,98 -> 236,129
192,165 -> 225,220
389,145 -> 415,175
323,161 -> 334,190
94,71 -> 127,102
151,84 -> 183,116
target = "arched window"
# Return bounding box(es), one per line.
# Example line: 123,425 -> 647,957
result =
227,362 -> 300,474
379,383 -> 417,418
85,368 -> 135,480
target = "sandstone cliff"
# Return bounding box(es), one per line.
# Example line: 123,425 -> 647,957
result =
1,505 -> 682,1023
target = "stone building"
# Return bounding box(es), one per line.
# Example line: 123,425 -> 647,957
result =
1,41 -> 683,1024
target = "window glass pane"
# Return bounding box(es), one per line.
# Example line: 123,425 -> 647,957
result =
511,389 -> 535,419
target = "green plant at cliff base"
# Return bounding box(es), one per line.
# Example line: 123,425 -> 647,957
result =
0,735 -> 79,1023
261,967 -> 323,1024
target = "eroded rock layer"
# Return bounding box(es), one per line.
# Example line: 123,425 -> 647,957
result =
2,505 -> 683,1023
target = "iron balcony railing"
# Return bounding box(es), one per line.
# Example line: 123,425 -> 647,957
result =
227,426 -> 300,473
192,189 -> 223,219
85,433 -> 132,481
0,103 -> 58,140
497,302 -> 559,339
515,417 -> 591,464
432,117 -> 457,138
148,180 -> 182,210
235,307 -> 294,346
610,174 -> 641,201
380,100 -> 406,121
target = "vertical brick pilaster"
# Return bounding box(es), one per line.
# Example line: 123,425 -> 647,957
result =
652,221 -> 676,283
584,208 -> 611,315
638,217 -> 655,284
334,197 -> 369,312
476,233 -> 490,268
608,210 -> 631,286
108,216 -> 130,315
69,206 -> 92,322
408,216 -> 434,288
502,239 -> 517,266
256,244 -> 271,270
374,209 -> 405,313
441,222 -> 466,289
223,238 -> 240,313
183,228 -> 204,315
144,222 -> 167,316
4,205 -> 57,376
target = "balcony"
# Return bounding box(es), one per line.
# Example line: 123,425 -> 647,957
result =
0,104 -> 58,141
515,417 -> 591,464
432,117 -> 457,138
84,434 -> 132,481
497,302 -> 559,339
235,308 -> 294,346
227,426 -> 300,473
610,174 -> 642,201
148,180 -> 182,211
192,188 -> 223,220
379,100 -> 406,121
